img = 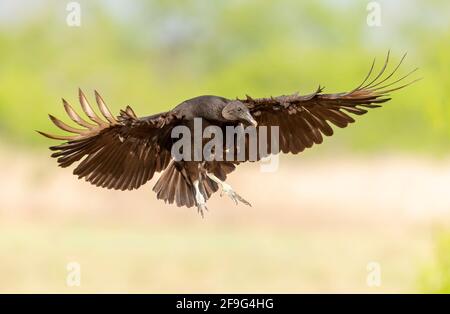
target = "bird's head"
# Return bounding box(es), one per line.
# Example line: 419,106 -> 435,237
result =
222,100 -> 257,126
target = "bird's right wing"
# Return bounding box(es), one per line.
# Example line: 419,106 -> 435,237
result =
38,90 -> 180,190
240,52 -> 419,158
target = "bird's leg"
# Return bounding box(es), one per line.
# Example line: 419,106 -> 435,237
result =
193,179 -> 207,216
206,173 -> 251,206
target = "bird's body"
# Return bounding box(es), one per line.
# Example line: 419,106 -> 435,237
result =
172,95 -> 229,121
38,53 -> 418,215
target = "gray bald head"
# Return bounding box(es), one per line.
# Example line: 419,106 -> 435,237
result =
221,100 -> 257,126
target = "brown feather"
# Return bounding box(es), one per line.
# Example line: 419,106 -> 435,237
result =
62,99 -> 95,129
94,90 -> 117,124
39,90 -> 178,191
238,53 -> 418,159
48,114 -> 86,134
79,89 -> 107,126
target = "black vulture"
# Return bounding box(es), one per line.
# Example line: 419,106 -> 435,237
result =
38,53 -> 418,215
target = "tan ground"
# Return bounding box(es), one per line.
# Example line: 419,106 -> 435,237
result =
0,146 -> 449,293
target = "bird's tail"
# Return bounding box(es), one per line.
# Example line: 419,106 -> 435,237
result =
152,161 -> 218,208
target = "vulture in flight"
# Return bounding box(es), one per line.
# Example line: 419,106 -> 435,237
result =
38,53 -> 417,215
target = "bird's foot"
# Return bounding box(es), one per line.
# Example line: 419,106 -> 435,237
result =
220,182 -> 252,206
196,202 -> 208,217
194,179 -> 208,217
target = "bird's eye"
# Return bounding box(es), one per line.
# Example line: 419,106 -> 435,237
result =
238,108 -> 242,111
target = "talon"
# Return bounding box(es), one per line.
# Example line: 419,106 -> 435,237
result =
225,189 -> 251,206
197,204 -> 208,217
193,179 -> 208,216
208,175 -> 252,207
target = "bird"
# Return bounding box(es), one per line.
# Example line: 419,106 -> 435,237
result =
38,52 -> 418,216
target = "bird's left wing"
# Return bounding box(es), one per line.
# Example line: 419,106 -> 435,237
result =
38,89 -> 180,190
240,53 -> 419,157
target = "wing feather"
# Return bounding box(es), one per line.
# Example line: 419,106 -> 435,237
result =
240,53 -> 418,158
38,90 -> 179,190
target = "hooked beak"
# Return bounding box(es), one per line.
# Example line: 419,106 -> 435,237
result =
243,112 -> 258,127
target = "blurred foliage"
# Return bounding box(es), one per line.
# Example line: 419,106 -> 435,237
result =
419,229 -> 450,293
0,0 -> 449,153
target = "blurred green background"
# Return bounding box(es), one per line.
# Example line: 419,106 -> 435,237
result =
0,0 -> 449,293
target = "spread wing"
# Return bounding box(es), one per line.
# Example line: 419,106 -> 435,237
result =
38,89 -> 180,190
240,52 -> 419,158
